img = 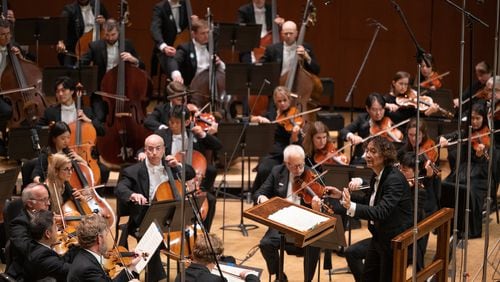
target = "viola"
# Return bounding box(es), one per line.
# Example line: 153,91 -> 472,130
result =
103,246 -> 148,278
369,117 -> 403,143
313,142 -> 348,166
420,71 -> 450,89
471,126 -> 490,159
292,170 -> 333,214
276,106 -> 303,132
53,227 -> 79,256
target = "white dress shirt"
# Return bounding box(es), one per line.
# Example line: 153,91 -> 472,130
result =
146,158 -> 169,201
0,46 -> 8,77
286,173 -> 301,205
253,4 -> 267,38
347,168 -> 384,225
169,0 -> 182,33
281,42 -> 297,76
80,4 -> 95,34
106,41 -> 119,71
61,103 -> 77,124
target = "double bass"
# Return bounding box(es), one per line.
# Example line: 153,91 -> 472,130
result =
280,0 -> 322,114
97,1 -> 151,169
172,0 -> 193,48
75,0 -> 103,58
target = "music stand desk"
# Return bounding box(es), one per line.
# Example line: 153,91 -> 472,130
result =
244,197 -> 337,248
137,199 -> 196,238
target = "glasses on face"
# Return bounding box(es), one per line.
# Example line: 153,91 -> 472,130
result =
286,162 -> 305,170
146,146 -> 163,153
61,167 -> 73,173
0,32 -> 10,38
31,197 -> 50,204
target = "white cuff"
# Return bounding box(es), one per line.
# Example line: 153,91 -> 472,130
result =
158,124 -> 168,130
346,132 -> 354,141
346,202 -> 356,217
171,70 -> 182,79
159,43 -> 168,52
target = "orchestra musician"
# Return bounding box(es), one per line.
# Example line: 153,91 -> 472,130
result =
439,102 -> 490,238
24,210 -> 78,282
340,92 -> 400,165
56,0 -> 108,66
67,214 -> 141,282
6,183 -> 51,279
174,233 -> 259,282
114,133 -> 195,282
303,120 -> 348,168
341,136 -> 413,281
415,53 -> 443,90
453,61 -> 492,109
254,144 -> 340,282
250,86 -> 302,194
237,0 -> 284,63
150,0 -> 191,76
168,19 -> 225,85
140,104 -> 222,231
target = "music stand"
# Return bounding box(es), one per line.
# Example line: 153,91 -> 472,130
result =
42,66 -> 98,96
425,88 -> 455,118
216,23 -> 261,53
14,17 -> 68,63
7,127 -> 49,160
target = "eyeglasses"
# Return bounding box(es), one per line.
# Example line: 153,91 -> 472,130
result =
61,167 -> 74,172
0,32 -> 10,38
31,197 -> 50,203
286,162 -> 304,170
146,146 -> 163,153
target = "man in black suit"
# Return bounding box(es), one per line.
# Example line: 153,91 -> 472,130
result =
115,133 -> 195,282
56,0 -> 108,66
175,233 -> 259,282
67,214 -> 141,282
341,136 -> 413,281
259,20 -> 320,77
143,104 -> 222,231
169,19 -> 225,89
253,144 -> 338,282
7,183 -> 51,279
24,210 -> 77,282
150,0 -> 190,76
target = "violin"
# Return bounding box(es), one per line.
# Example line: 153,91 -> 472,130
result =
313,142 -> 348,166
420,71 -> 450,89
276,106 -> 303,132
369,117 -> 404,143
418,139 -> 441,176
103,246 -> 148,278
395,90 -> 454,118
194,112 -> 216,132
292,170 -> 333,214
471,126 -> 490,159
53,227 -> 79,256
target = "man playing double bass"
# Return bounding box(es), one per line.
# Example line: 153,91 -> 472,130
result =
114,134 -> 195,282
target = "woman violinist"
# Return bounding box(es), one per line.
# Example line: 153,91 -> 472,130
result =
340,92 -> 404,165
415,53 -> 444,91
303,121 -> 348,168
453,61 -> 492,109
250,86 -> 303,193
439,102 -> 490,238
399,118 -> 440,216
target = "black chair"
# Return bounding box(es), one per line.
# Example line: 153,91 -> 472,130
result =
115,196 -> 131,248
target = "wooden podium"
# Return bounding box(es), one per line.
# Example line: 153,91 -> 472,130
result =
243,197 -> 337,281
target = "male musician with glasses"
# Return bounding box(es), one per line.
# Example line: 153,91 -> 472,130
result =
253,144 -> 340,282
115,133 -> 195,282
6,183 -> 51,279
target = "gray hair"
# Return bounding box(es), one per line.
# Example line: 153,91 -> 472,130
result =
283,144 -> 305,161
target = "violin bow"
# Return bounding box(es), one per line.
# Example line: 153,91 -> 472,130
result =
291,170 -> 328,196
271,107 -> 321,124
420,71 -> 450,86
418,128 -> 500,156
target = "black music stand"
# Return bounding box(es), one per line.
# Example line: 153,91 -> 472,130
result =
14,17 -> 68,63
7,127 -> 49,160
42,66 -> 98,96
216,23 -> 261,53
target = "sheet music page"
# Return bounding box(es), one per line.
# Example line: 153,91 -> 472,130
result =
268,205 -> 329,232
133,221 -> 164,273
210,264 -> 259,282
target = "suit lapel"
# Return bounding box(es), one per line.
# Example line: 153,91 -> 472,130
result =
277,43 -> 284,65
277,166 -> 289,198
375,166 -> 391,204
189,41 -> 197,71
138,162 -> 150,197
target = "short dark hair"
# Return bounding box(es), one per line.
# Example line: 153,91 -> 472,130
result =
29,210 -> 54,241
169,104 -> 190,120
48,121 -> 71,150
364,136 -> 397,166
191,19 -> 208,32
192,233 -> 223,265
54,76 -> 76,92
365,92 -> 385,109
0,18 -> 10,29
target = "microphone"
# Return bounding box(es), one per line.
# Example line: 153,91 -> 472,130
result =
367,18 -> 388,31
323,0 -> 332,5
264,79 -> 271,85
31,128 -> 41,151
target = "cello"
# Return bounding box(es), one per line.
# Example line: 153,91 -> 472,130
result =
280,0 -> 322,114
97,1 -> 151,169
1,37 -> 47,128
68,84 -> 101,184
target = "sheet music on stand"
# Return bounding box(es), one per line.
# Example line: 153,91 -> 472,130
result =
268,205 -> 330,232
134,220 -> 164,273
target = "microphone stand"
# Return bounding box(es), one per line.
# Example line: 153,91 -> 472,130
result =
178,104 -> 187,282
390,2 -> 429,281
443,2 -> 489,281
345,18 -> 387,123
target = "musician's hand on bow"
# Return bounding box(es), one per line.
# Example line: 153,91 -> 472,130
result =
162,45 -> 176,57
251,115 -> 270,123
348,134 -> 363,145
424,102 -> 439,116
423,160 -> 434,178
77,109 -> 92,123
385,103 -> 399,112
348,177 -> 363,191
324,186 -> 342,199
130,193 -> 148,205
341,188 -> 351,210
439,136 -> 449,148
95,15 -> 105,25
311,196 -> 321,211
56,40 -> 66,53
165,155 -> 180,167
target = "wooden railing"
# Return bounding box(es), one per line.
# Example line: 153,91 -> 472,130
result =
392,208 -> 454,282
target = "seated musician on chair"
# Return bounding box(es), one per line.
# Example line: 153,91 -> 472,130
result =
175,233 -> 259,282
6,183 -> 50,279
253,144 -> 340,282
67,214 -> 141,282
140,104 -> 222,232
115,134 -> 195,282
24,210 -> 78,282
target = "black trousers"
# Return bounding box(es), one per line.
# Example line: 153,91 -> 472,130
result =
200,164 -> 217,232
345,238 -> 371,282
361,238 -> 393,282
